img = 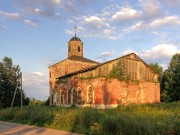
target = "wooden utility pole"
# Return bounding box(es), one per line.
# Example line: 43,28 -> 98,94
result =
10,83 -> 18,111
49,82 -> 52,105
10,72 -> 23,110
20,72 -> 23,109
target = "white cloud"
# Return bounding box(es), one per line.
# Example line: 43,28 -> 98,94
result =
121,49 -> 138,56
83,16 -> 110,30
15,0 -> 62,18
140,44 -> 179,59
111,7 -> 142,22
123,21 -> 144,33
121,44 -> 180,70
102,11 -> 111,17
66,15 -> 119,39
149,16 -> 180,28
65,29 -> 74,35
22,71 -> 49,100
0,10 -> 21,19
24,19 -> 38,27
32,72 -> 44,76
162,0 -> 180,8
124,16 -> 180,33
54,0 -> 61,4
58,0 -> 97,13
96,51 -> 115,62
101,52 -> 114,56
26,8 -> 43,16
103,29 -> 119,40
139,0 -> 162,19
139,44 -> 180,69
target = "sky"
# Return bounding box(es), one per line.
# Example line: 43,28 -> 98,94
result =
0,0 -> 180,100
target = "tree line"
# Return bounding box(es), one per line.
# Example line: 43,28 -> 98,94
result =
0,57 -> 29,108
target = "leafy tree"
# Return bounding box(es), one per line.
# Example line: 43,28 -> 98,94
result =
149,63 -> 163,82
161,53 -> 180,102
45,97 -> 50,106
0,57 -> 29,108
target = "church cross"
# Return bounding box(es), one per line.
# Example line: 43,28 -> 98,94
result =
74,26 -> 77,37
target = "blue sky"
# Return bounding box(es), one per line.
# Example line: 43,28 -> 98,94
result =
0,0 -> 180,100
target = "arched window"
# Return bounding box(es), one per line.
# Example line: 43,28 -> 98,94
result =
64,91 -> 67,104
60,91 -> 63,104
73,89 -> 77,104
78,46 -> 80,52
58,93 -> 61,105
68,89 -> 72,104
69,46 -> 71,52
55,93 -> 58,105
87,85 -> 94,104
77,88 -> 82,104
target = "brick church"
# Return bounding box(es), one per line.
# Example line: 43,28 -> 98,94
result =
49,33 -> 160,109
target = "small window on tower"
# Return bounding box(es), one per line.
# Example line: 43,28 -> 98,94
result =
69,46 -> 71,52
78,46 -> 80,52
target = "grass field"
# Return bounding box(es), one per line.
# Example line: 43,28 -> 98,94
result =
0,102 -> 179,135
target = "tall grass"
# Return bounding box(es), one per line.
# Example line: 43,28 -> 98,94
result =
0,102 -> 179,135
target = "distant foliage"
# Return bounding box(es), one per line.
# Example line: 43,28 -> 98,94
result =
0,57 -> 30,108
149,63 -> 163,82
29,98 -> 45,106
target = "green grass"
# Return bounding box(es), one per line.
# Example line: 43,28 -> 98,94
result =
0,102 -> 179,135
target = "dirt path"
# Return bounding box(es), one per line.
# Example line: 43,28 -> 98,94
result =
0,121 -> 83,135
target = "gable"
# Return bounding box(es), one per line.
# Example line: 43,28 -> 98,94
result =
49,57 -> 99,85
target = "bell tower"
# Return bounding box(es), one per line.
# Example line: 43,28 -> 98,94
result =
68,26 -> 83,57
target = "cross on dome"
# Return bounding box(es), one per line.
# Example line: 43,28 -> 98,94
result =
74,26 -> 77,37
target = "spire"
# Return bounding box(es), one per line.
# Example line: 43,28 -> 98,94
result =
74,26 -> 77,37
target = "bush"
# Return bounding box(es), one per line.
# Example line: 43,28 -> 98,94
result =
52,109 -> 77,130
14,109 -> 29,123
28,106 -> 53,126
0,109 -> 14,120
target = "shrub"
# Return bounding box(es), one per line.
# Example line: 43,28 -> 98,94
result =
28,106 -> 53,126
51,108 -> 77,131
14,109 -> 29,123
0,102 -> 179,135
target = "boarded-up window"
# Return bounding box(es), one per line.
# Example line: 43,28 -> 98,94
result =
77,88 -> 82,104
68,89 -> 71,104
60,91 -> 63,104
73,89 -> 77,104
87,86 -> 94,104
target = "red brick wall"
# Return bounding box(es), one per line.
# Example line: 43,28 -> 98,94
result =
56,77 -> 160,107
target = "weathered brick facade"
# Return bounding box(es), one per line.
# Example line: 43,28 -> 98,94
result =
49,35 -> 160,108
